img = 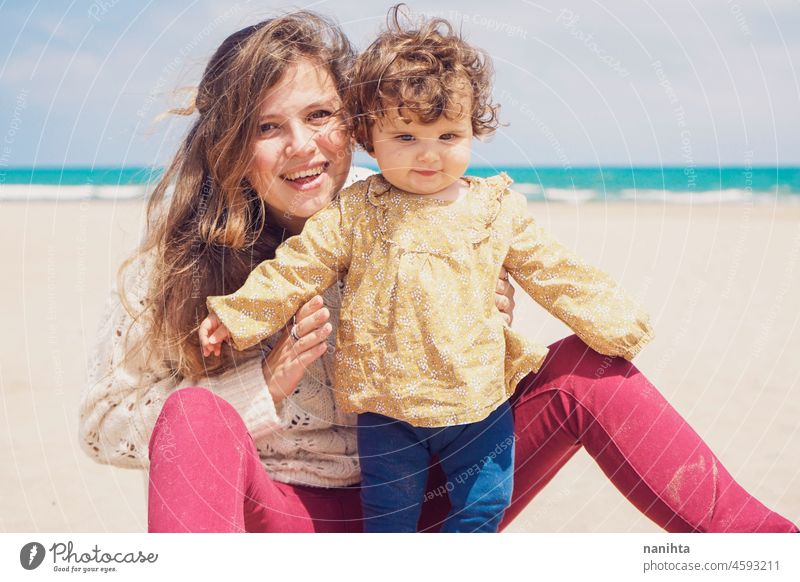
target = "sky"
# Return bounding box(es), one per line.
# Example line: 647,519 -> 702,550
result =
0,0 -> 798,168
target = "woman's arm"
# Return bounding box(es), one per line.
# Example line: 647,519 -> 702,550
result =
78,254 -> 284,469
503,191 -> 653,359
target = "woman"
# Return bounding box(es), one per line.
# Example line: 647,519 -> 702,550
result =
79,11 -> 797,533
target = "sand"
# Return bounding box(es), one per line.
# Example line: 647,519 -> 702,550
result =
1,198 -> 798,532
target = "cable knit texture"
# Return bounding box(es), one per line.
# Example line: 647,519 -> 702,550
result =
79,262 -> 359,487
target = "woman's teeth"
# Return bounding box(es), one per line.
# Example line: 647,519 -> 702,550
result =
283,165 -> 326,181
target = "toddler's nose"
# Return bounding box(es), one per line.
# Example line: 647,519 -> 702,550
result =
416,148 -> 438,163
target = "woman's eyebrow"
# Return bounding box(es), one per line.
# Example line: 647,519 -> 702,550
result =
258,114 -> 280,121
304,99 -> 336,109
258,100 -> 337,121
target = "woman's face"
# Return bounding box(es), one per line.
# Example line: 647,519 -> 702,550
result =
248,59 -> 352,234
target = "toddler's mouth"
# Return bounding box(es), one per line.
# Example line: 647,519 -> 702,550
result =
413,169 -> 438,177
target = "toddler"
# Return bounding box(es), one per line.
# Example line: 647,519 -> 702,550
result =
200,9 -> 652,532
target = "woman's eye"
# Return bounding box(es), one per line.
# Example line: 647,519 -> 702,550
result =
259,123 -> 279,134
397,134 -> 415,142
309,110 -> 333,121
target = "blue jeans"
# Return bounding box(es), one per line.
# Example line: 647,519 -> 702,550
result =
356,401 -> 515,532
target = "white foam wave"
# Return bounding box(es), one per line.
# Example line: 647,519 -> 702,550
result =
512,182 -> 543,196
543,188 -> 598,203
0,183 -> 146,201
0,182 -> 795,205
618,188 -> 791,204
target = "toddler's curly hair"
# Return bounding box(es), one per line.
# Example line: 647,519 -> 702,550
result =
346,5 -> 500,152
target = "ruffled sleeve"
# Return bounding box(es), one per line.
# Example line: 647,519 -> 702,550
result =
208,192 -> 354,351
503,190 -> 654,360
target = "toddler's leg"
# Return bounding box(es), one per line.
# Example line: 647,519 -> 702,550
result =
357,412 -> 431,532
437,401 -> 515,532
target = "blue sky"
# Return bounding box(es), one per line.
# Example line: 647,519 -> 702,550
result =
0,0 -> 798,167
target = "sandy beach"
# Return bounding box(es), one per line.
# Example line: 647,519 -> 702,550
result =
2,199 -> 798,532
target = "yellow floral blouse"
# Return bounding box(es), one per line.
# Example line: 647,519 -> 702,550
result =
208,173 -> 653,428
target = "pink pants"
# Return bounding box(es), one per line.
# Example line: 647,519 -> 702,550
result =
147,335 -> 798,532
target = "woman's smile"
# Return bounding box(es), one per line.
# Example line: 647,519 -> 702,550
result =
280,161 -> 331,190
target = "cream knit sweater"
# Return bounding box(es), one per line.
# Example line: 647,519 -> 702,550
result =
78,170 -> 376,488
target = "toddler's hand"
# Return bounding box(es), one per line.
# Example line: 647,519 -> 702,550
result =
199,312 -> 230,357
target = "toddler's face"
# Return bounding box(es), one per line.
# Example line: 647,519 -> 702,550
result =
369,94 -> 473,198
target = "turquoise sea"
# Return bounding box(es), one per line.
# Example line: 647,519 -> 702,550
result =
1,166 -> 799,204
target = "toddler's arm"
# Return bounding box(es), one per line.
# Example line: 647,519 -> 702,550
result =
198,312 -> 230,358
207,196 -> 354,351
504,191 -> 653,359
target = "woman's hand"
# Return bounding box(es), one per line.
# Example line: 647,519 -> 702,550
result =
495,268 -> 516,326
262,295 -> 332,404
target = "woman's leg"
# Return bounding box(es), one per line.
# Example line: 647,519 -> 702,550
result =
148,387 -> 362,532
501,335 -> 797,532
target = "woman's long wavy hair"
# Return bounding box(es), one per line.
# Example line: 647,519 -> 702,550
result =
121,12 -> 354,380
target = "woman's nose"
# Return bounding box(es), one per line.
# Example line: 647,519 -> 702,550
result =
284,122 -> 317,157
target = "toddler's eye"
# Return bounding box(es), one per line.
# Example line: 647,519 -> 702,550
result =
440,133 -> 457,141
397,134 -> 415,142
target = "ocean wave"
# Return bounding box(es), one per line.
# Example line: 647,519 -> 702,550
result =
543,188 -> 598,203
0,183 -> 147,201
618,188 -> 797,204
1,182 -> 797,204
